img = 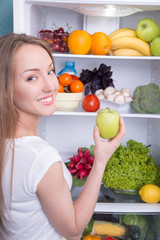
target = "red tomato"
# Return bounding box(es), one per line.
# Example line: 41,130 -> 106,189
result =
82,94 -> 100,112
71,74 -> 80,82
103,237 -> 118,240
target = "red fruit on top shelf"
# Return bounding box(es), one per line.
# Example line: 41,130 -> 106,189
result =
58,27 -> 64,33
45,29 -> 52,33
53,43 -> 60,51
59,47 -> 66,53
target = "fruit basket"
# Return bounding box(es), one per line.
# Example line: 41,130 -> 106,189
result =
55,92 -> 83,111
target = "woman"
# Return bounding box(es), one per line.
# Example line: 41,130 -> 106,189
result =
0,33 -> 125,240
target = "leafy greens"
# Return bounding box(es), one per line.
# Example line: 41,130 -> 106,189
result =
102,139 -> 160,190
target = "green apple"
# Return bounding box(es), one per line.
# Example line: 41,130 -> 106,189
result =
136,18 -> 160,42
96,108 -> 120,139
151,36 -> 160,56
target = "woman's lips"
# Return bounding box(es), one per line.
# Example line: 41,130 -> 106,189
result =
38,94 -> 54,105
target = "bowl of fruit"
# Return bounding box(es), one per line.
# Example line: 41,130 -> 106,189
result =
38,24 -> 70,53
55,73 -> 84,111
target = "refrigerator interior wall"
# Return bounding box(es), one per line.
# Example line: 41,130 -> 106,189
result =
38,115 -> 160,165
14,1 -> 160,36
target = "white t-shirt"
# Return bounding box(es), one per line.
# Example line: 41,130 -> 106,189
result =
3,136 -> 72,240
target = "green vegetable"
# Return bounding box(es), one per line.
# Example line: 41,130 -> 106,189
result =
119,215 -> 149,240
102,139 -> 160,190
131,83 -> 160,113
130,226 -> 141,239
82,217 -> 93,236
144,228 -> 156,240
72,176 -> 87,187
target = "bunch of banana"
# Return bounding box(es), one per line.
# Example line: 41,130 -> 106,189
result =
109,28 -> 151,56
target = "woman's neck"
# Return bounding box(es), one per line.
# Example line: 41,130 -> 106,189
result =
15,115 -> 40,138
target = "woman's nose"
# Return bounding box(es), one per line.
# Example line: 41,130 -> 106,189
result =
42,75 -> 58,92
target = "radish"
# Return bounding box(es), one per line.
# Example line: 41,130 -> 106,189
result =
84,162 -> 92,170
78,169 -> 88,180
72,155 -> 80,163
68,157 -> 74,162
68,162 -> 75,169
78,147 -> 83,158
80,157 -> 87,164
88,155 -> 94,164
76,162 -> 84,170
69,168 -> 77,175
84,149 -> 90,158
74,172 -> 79,178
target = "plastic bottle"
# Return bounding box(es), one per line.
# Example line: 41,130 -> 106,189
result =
58,61 -> 77,76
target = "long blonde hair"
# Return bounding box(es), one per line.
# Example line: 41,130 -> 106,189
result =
0,33 -> 55,237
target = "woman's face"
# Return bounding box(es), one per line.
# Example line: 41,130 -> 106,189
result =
13,44 -> 59,119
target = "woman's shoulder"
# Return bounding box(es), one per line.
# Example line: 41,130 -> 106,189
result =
14,136 -> 56,154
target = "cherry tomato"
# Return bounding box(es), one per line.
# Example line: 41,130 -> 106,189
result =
59,73 -> 72,86
58,83 -> 64,93
71,74 -> 80,82
82,94 -> 100,112
70,80 -> 84,93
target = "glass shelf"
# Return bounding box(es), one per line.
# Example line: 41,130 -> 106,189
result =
54,110 -> 160,119
53,53 -> 160,61
71,185 -> 160,213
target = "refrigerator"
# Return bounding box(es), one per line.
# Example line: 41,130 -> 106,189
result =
13,0 -> 160,239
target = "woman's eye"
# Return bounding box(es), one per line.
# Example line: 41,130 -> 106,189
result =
27,76 -> 36,81
48,69 -> 55,75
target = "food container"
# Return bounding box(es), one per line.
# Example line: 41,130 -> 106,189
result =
100,99 -> 132,112
111,189 -> 139,195
55,92 -> 83,111
38,31 -> 70,53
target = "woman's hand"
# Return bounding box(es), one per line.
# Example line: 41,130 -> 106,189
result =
93,116 -> 125,168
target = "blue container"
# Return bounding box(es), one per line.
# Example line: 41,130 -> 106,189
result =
58,61 -> 77,76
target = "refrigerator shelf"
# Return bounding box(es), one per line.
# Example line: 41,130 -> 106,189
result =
95,202 -> 160,213
53,53 -> 160,61
54,111 -> 160,119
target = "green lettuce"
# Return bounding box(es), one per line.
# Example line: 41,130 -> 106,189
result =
102,139 -> 160,190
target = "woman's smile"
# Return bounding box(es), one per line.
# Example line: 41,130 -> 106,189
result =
38,94 -> 54,105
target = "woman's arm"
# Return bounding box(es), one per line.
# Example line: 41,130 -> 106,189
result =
37,117 -> 125,240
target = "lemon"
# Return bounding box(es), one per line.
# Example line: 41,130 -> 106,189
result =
139,184 -> 160,204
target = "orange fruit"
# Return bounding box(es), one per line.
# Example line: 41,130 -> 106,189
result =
59,73 -> 72,86
83,235 -> 101,240
68,30 -> 92,55
90,32 -> 111,55
70,80 -> 84,93
58,83 -> 64,93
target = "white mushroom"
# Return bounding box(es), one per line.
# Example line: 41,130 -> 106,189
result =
121,88 -> 131,97
106,93 -> 116,101
95,89 -> 104,96
114,90 -> 121,96
114,94 -> 125,104
104,86 -> 115,98
124,96 -> 133,102
97,94 -> 105,99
